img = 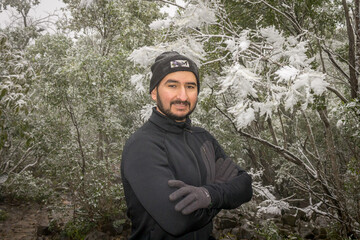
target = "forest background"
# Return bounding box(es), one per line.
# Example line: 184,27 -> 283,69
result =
0,0 -> 359,239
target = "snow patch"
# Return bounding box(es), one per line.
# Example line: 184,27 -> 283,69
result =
258,199 -> 290,217
228,102 -> 255,129
149,19 -> 172,30
128,47 -> 165,67
219,63 -> 259,98
174,1 -> 217,28
275,66 -> 299,82
140,104 -> 153,121
129,74 -> 145,93
260,26 -> 285,49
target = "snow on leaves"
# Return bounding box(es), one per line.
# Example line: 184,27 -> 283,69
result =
221,25 -> 330,126
275,66 -> 299,82
218,63 -> 259,98
224,31 -> 252,61
129,0 -> 330,129
150,1 -> 217,30
173,1 -> 217,28
149,19 -> 172,30
128,46 -> 164,68
260,26 -> 285,50
129,74 -> 146,93
275,66 -> 328,111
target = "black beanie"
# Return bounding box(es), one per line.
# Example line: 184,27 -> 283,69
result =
149,51 -> 200,94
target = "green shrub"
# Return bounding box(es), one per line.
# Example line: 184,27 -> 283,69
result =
61,218 -> 96,240
2,171 -> 53,203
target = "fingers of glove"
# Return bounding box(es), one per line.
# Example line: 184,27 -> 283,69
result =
229,168 -> 238,180
174,193 -> 196,212
215,177 -> 226,183
168,180 -> 187,188
215,158 -> 227,176
216,158 -> 233,179
169,186 -> 193,201
215,158 -> 224,170
181,201 -> 201,215
181,189 -> 211,214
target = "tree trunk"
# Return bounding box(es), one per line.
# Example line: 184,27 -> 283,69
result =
318,109 -> 340,188
355,0 -> 360,75
342,0 -> 359,99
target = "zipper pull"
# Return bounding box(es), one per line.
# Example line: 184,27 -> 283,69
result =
184,128 -> 192,133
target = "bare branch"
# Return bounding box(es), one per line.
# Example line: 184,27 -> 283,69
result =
19,156 -> 41,174
9,144 -> 37,173
215,104 -> 303,166
326,86 -> 348,103
246,0 -> 303,34
322,47 -> 350,81
301,110 -> 320,157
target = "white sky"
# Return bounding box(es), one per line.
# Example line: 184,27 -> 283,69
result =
0,0 -> 66,29
160,0 -> 185,16
0,0 -> 184,29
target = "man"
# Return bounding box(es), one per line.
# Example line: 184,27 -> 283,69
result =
121,51 -> 252,240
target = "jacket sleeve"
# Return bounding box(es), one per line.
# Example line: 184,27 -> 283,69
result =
122,133 -> 216,236
203,135 -> 253,209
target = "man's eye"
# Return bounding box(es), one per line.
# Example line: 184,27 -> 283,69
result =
168,85 -> 176,88
187,85 -> 195,89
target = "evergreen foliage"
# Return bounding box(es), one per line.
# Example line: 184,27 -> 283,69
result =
0,0 -> 359,238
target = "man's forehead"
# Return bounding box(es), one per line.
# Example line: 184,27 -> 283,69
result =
163,79 -> 197,85
161,71 -> 197,82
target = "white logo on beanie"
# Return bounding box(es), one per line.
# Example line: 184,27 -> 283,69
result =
170,60 -> 190,68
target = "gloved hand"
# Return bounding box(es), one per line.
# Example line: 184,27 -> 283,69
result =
215,158 -> 238,183
168,180 -> 211,215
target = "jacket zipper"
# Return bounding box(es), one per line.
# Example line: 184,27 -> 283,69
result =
183,129 -> 202,186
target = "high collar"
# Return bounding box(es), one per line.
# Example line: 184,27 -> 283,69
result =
149,107 -> 192,133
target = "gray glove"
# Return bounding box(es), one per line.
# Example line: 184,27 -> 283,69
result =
168,180 -> 211,215
215,158 -> 238,183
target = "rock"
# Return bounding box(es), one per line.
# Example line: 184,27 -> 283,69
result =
218,217 -> 238,229
230,227 -> 240,237
318,227 -> 328,239
282,208 -> 297,216
298,221 -> 315,239
314,216 -> 330,228
212,230 -> 221,240
304,232 -> 315,239
223,228 -> 232,235
36,225 -> 51,236
296,209 -> 307,221
238,223 -> 253,240
281,214 -> 297,227
312,227 -> 328,239
278,225 -> 293,237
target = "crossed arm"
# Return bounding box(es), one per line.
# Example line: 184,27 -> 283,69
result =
122,138 -> 252,236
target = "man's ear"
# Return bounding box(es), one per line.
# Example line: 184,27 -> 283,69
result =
151,87 -> 157,101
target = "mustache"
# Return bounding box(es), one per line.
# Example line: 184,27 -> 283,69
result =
171,100 -> 190,106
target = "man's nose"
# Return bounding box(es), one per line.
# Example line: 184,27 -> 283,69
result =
177,86 -> 188,101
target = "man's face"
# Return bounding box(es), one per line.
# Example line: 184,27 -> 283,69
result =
151,71 -> 198,122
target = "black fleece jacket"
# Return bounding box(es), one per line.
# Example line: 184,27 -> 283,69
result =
121,108 -> 252,240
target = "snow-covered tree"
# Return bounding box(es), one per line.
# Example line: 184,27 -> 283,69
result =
129,0 -> 359,237
0,0 -> 43,185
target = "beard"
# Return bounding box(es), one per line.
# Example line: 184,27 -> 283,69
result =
156,88 -> 197,122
